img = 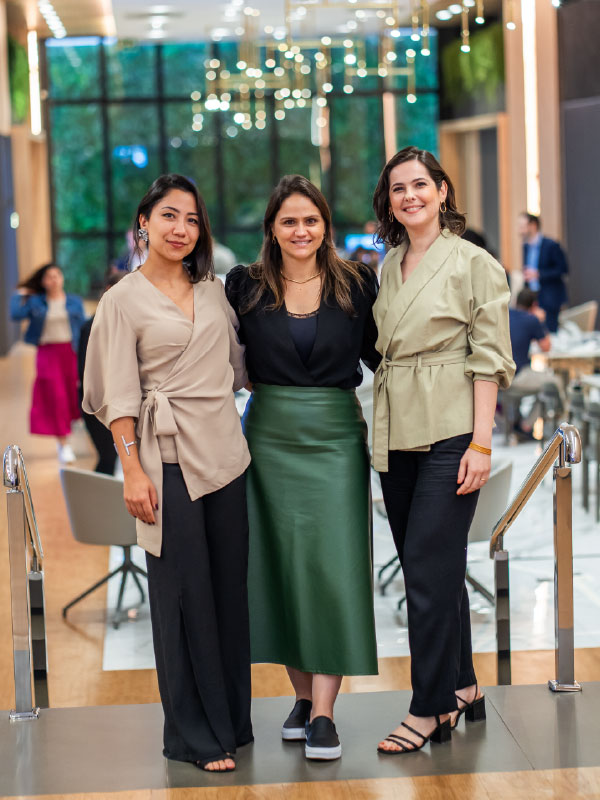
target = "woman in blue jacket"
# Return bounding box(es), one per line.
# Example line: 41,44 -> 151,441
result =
11,263 -> 86,463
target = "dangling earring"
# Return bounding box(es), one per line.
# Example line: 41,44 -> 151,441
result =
139,228 -> 149,243
388,207 -> 394,222
439,201 -> 447,214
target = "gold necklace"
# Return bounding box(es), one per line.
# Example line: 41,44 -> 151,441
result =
281,271 -> 321,285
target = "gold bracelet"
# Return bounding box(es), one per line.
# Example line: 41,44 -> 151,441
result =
469,441 -> 492,456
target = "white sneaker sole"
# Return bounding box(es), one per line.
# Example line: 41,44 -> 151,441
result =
305,743 -> 342,760
281,726 -> 306,741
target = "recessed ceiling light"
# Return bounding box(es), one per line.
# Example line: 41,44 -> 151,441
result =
435,9 -> 453,20
448,4 -> 463,14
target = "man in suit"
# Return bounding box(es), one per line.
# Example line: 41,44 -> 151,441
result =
518,213 -> 568,332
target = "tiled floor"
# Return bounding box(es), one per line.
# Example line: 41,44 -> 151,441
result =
103,430 -> 600,671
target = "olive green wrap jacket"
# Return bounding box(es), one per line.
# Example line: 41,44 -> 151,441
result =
372,230 -> 515,471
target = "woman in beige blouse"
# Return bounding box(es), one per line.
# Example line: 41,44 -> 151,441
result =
371,147 -> 515,754
83,174 -> 252,773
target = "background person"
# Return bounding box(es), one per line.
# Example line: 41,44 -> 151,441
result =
509,288 -> 562,435
226,174 -> 379,763
83,174 -> 252,773
77,272 -> 124,474
371,146 -> 514,755
10,263 -> 86,463
517,212 -> 568,333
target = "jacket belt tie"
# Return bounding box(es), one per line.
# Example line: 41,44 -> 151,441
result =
373,349 -> 469,472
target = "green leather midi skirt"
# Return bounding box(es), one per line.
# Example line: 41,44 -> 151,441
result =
242,384 -> 378,676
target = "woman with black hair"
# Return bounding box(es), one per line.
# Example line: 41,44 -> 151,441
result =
371,147 -> 514,754
10,263 -> 86,463
226,175 -> 379,762
83,174 -> 252,773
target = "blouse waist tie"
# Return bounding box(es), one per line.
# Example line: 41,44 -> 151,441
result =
373,348 -> 469,472
136,387 -> 180,557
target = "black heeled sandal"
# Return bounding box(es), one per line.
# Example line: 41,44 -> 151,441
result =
377,714 -> 451,754
452,682 -> 486,730
196,753 -> 236,772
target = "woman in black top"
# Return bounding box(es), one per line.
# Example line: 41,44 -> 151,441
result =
226,175 -> 379,762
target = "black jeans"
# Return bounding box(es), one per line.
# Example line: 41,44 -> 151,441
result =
145,464 -> 253,763
379,433 -> 479,717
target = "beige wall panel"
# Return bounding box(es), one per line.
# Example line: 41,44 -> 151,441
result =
503,0 -> 528,274
11,127 -> 52,280
497,112 -> 512,270
462,130 -> 483,231
439,130 -> 463,211
535,0 -> 562,240
0,0 -> 10,135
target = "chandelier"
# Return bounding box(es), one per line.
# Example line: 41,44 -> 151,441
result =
191,0 -> 429,133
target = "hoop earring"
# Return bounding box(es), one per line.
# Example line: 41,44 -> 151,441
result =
139,228 -> 149,243
388,207 -> 394,222
439,201 -> 447,214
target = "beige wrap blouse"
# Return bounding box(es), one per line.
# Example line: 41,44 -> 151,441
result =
83,270 -> 250,556
372,231 -> 515,471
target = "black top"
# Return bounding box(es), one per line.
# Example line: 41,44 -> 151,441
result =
287,310 -> 318,365
225,263 -> 380,389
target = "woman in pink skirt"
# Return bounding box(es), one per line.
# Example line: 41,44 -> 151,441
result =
11,263 -> 86,463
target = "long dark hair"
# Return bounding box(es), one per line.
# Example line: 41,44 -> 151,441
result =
372,146 -> 466,248
18,263 -> 62,295
132,174 -> 214,282
244,174 -> 364,315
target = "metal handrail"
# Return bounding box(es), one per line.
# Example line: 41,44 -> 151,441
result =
4,445 -> 44,566
490,424 -> 582,556
3,444 -> 49,720
488,422 -> 582,693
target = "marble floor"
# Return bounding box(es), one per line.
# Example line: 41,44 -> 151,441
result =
102,430 -> 600,671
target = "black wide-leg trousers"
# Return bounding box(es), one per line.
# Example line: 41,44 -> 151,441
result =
145,463 -> 253,764
379,433 -> 479,717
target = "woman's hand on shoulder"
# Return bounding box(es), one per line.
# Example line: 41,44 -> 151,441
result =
456,447 -> 491,495
123,467 -> 158,524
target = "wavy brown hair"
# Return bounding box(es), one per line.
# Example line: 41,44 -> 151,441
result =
372,146 -> 466,248
243,175 -> 364,315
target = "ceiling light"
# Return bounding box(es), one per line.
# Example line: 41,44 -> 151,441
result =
390,28 -> 401,37
274,110 -> 285,120
407,93 -> 417,103
322,82 -> 333,92
343,84 -> 354,93
406,48 -> 416,57
448,4 -> 463,13
435,9 -> 452,20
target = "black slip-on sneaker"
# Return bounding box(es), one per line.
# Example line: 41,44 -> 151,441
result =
305,715 -> 342,760
281,699 -> 312,741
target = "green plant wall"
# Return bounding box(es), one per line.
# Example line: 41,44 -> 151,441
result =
441,22 -> 505,117
8,35 -> 29,124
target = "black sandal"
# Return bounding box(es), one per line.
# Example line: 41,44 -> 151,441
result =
452,682 -> 486,730
196,753 -> 236,772
377,714 -> 451,754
